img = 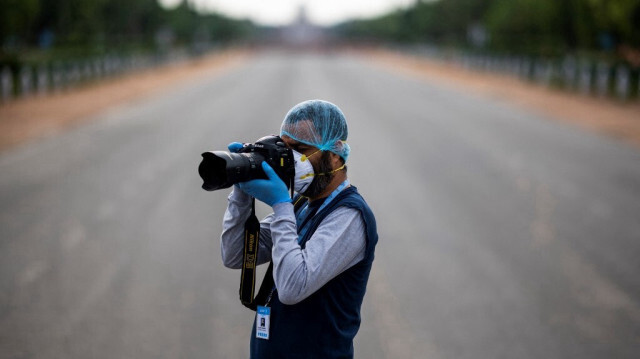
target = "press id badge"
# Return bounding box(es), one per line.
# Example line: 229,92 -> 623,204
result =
256,306 -> 271,340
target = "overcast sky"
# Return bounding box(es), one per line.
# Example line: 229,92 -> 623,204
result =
158,0 -> 416,26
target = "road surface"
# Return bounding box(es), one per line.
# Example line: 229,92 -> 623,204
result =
1,50 -> 639,358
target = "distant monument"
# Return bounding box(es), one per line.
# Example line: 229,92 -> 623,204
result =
280,5 -> 326,48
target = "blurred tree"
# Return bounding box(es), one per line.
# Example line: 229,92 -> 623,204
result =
163,0 -> 199,43
586,0 -> 640,48
0,0 -> 255,62
338,0 -> 493,46
483,0 -> 565,55
102,0 -> 164,46
428,0 -> 492,45
0,0 -> 40,47
336,0 -> 639,59
2,0 -> 638,62
44,0 -> 108,46
558,0 -> 598,50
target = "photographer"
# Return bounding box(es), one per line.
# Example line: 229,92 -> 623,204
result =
219,100 -> 378,358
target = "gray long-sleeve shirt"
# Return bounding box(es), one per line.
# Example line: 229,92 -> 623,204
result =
220,187 -> 366,305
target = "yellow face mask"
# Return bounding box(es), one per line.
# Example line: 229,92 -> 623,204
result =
293,150 -> 315,192
298,149 -> 346,181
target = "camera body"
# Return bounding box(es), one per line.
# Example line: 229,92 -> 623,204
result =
199,135 -> 295,191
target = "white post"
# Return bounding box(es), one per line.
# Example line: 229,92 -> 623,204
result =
578,63 -> 592,95
83,61 -> 93,82
19,66 -> 33,97
615,66 -> 630,100
37,65 -> 49,95
596,62 -> 610,97
562,57 -> 577,90
52,63 -> 64,91
1,67 -> 12,102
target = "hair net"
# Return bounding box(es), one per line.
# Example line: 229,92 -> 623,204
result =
280,100 -> 350,161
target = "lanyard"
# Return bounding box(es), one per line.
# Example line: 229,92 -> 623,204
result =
263,179 -> 351,307
296,180 -> 350,243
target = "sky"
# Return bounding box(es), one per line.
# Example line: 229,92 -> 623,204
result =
158,0 -> 417,27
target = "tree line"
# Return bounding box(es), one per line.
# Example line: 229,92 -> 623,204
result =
2,0 -> 639,64
0,0 -> 255,62
336,0 -> 640,62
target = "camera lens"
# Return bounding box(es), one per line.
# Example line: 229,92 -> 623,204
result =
198,135 -> 295,192
199,151 -> 265,191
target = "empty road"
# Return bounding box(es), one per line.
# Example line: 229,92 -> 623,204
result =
1,50 -> 639,358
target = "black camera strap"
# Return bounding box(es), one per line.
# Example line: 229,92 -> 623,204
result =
240,182 -> 295,311
240,198 -> 274,311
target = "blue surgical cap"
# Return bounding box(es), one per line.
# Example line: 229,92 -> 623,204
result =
280,100 -> 350,161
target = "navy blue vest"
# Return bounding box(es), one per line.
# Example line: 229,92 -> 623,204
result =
250,186 -> 378,359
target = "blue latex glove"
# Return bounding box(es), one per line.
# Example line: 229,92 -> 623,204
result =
238,162 -> 291,206
228,142 -> 244,153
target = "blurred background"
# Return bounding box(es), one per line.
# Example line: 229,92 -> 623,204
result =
1,0 -> 640,100
1,0 -> 640,358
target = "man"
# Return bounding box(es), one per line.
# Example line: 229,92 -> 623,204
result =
220,100 -> 378,358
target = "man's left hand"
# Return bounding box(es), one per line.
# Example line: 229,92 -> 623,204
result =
238,162 -> 291,206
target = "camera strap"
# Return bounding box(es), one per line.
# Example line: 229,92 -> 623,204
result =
240,198 -> 274,311
240,183 -> 295,311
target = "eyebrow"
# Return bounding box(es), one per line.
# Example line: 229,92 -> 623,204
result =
285,139 -> 303,148
283,137 -> 312,151
293,143 -> 314,151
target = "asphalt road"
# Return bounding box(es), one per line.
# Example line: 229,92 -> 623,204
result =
1,50 -> 639,359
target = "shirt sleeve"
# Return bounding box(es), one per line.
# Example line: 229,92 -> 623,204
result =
220,187 -> 274,269
269,202 -> 367,305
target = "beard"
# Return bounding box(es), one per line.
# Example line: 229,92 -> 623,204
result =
301,151 -> 334,198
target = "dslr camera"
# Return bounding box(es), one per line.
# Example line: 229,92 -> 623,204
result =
198,135 -> 295,191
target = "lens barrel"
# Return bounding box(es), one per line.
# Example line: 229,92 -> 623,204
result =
198,151 -> 266,191
198,135 -> 294,192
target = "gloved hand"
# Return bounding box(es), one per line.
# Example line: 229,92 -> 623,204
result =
238,162 -> 291,207
228,142 -> 244,153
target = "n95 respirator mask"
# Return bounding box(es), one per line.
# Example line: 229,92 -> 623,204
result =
292,150 -> 314,193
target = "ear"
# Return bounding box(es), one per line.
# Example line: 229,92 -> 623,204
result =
328,152 -> 342,168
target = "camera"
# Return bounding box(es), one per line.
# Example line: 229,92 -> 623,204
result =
198,135 -> 295,191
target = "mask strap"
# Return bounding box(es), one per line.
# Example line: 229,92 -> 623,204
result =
316,163 -> 346,176
300,148 -> 346,177
300,149 -> 321,162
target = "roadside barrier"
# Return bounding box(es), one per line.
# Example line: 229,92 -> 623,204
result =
0,50 -> 194,104
405,45 -> 640,101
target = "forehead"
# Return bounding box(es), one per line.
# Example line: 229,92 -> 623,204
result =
281,119 -> 319,144
281,135 -> 301,146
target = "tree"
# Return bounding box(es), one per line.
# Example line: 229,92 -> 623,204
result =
586,0 -> 640,48
0,0 -> 40,47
